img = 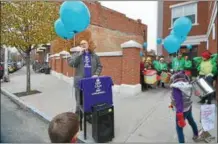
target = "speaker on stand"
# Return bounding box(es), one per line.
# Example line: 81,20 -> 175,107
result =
92,103 -> 114,143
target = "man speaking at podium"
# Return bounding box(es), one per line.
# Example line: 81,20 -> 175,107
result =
67,40 -> 102,118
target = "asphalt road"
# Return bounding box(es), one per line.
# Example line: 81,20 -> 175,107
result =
0,93 -> 50,143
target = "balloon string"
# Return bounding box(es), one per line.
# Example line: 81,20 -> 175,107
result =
72,35 -> 76,110
64,39 -> 67,52
74,35 -> 76,47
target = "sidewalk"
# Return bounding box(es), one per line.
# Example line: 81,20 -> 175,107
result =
1,67 -> 217,142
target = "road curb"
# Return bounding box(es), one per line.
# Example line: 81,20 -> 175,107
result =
1,87 -> 85,143
1,88 -> 52,123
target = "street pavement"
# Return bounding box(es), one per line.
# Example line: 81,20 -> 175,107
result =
1,67 -> 217,143
1,93 -> 50,143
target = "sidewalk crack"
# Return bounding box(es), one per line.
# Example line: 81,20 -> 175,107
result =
124,90 -> 170,143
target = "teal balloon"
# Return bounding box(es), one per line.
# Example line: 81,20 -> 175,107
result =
163,34 -> 181,54
180,36 -> 186,43
54,18 -> 74,40
187,45 -> 192,49
170,30 -> 174,35
143,42 -> 147,49
173,17 -> 192,37
157,38 -> 162,45
170,30 -> 186,43
140,51 -> 144,57
60,1 -> 91,33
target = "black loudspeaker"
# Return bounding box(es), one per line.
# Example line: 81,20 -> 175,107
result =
92,103 -> 114,143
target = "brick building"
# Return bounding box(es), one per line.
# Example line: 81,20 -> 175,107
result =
158,1 -> 217,57
47,1 -> 147,96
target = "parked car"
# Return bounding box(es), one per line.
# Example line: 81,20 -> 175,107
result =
8,63 -> 16,73
13,62 -> 18,70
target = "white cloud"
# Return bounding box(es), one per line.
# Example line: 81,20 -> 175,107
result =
100,1 -> 158,51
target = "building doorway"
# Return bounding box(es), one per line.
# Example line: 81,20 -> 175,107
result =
180,45 -> 198,59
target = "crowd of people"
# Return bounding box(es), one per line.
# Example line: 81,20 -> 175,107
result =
140,50 -> 217,104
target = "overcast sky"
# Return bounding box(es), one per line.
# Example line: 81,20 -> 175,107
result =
101,1 -> 158,51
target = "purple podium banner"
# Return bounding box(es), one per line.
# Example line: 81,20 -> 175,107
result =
79,76 -> 113,112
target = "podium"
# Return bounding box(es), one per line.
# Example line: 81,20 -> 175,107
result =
78,76 -> 114,140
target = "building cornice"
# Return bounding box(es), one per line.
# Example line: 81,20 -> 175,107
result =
181,35 -> 207,46
169,1 -> 198,9
96,51 -> 122,57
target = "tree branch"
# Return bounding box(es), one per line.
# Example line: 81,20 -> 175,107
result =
31,45 -> 38,51
16,47 -> 26,59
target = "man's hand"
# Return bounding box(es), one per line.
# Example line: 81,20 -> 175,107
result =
78,47 -> 87,55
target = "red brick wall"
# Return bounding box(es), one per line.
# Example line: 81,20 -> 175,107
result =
62,58 -> 75,77
121,48 -> 141,85
50,44 -> 142,85
55,58 -> 61,73
50,25 -> 144,55
56,56 -> 122,84
198,42 -> 207,56
51,57 -> 56,71
100,57 -> 122,85
84,1 -> 146,36
91,25 -> 144,52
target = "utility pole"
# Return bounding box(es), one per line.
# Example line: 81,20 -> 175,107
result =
156,1 -> 163,56
3,47 -> 10,82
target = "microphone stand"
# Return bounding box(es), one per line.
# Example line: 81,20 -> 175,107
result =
72,35 -> 76,112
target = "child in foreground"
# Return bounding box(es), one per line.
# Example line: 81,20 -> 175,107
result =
48,112 -> 79,143
170,71 -> 199,143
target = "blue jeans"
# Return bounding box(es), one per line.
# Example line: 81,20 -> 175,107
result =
176,107 -> 198,143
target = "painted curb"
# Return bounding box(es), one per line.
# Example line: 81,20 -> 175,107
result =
1,88 -> 52,122
1,87 -> 85,143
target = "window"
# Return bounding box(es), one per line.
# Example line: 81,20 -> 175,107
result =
212,23 -> 216,40
171,2 -> 198,27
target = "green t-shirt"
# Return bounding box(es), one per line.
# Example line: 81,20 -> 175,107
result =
159,62 -> 168,71
172,57 -> 185,71
184,60 -> 192,70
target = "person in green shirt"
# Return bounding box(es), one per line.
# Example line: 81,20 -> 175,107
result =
153,56 -> 160,72
184,55 -> 192,70
158,57 -> 168,88
184,55 -> 192,79
195,51 -> 217,104
171,53 -> 185,72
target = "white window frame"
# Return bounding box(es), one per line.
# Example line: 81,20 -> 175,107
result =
212,23 -> 216,40
209,1 -> 213,10
207,40 -> 209,50
170,1 -> 199,29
